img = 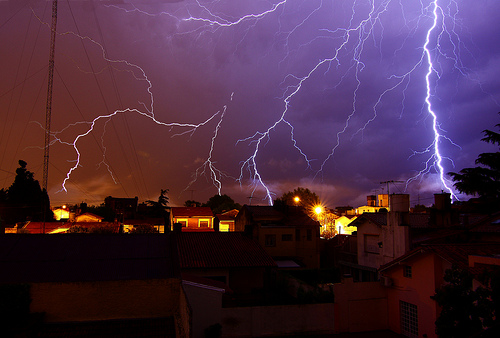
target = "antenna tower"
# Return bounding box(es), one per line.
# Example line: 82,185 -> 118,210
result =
42,0 -> 58,229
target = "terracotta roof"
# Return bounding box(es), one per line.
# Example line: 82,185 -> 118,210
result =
468,212 -> 500,233
379,243 -> 500,273
241,205 -> 319,227
353,213 -> 387,226
175,232 -> 276,269
20,222 -> 65,234
171,207 -> 213,218
352,212 -> 432,228
0,234 -> 180,283
76,212 -> 104,220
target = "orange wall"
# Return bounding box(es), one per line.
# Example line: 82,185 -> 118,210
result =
384,252 -> 449,338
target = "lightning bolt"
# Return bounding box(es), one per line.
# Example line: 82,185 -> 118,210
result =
28,1 -> 493,204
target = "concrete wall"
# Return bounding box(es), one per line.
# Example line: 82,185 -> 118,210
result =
220,303 -> 334,337
333,278 -> 388,333
183,281 -> 221,338
30,278 -> 190,337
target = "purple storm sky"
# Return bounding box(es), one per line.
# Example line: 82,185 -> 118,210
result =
1,0 -> 499,208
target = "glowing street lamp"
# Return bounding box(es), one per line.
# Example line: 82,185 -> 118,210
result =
293,196 -> 300,205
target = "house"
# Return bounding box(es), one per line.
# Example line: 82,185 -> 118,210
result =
379,243 -> 500,338
235,205 -> 321,269
347,194 -> 441,281
335,215 -> 357,235
215,209 -> 239,232
174,231 -> 276,295
52,206 -> 70,221
74,212 -> 104,222
171,207 -> 214,231
0,234 -> 190,337
104,196 -> 138,220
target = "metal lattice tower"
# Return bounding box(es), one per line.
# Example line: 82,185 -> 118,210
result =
42,0 -> 58,227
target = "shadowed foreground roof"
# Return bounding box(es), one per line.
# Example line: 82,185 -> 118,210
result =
175,232 -> 276,269
0,234 -> 180,283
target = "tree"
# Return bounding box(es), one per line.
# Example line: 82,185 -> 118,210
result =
432,266 -> 495,337
0,160 -> 53,224
275,187 -> 321,211
146,189 -> 169,218
203,194 -> 241,215
448,117 -> 500,200
184,200 -> 201,207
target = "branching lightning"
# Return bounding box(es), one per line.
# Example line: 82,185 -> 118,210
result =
25,0 -> 493,204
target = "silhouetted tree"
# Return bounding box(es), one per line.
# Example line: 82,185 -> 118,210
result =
146,189 -> 170,231
275,187 -> 321,211
184,200 -> 201,207
448,116 -> 500,200
0,160 -> 53,224
146,189 -> 169,218
203,194 -> 241,215
432,266 -> 495,337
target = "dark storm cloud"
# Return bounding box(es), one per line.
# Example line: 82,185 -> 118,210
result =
1,1 -> 499,208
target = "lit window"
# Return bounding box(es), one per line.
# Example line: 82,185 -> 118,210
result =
404,265 -> 412,278
199,220 -> 209,228
265,234 -> 276,247
282,234 -> 293,241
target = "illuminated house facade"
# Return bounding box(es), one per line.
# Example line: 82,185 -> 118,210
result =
75,212 -> 104,222
171,207 -> 214,230
235,205 -> 321,269
215,209 -> 239,232
335,215 -> 357,235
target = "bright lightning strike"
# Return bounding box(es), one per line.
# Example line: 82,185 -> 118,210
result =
20,1 -> 496,205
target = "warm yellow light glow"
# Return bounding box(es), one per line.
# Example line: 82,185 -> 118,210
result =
294,196 -> 300,203
314,206 -> 323,214
62,205 -> 67,209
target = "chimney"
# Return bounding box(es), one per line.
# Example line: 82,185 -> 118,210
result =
367,195 -> 376,207
431,193 -> 452,227
213,217 -> 220,232
389,194 -> 410,212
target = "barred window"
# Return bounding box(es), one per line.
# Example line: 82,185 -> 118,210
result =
400,301 -> 418,338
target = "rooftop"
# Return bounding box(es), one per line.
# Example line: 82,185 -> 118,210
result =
0,234 -> 180,283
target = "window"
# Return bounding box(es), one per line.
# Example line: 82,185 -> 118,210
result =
295,229 -> 300,241
199,220 -> 209,228
400,301 -> 418,338
265,234 -> 276,247
282,234 -> 293,241
307,229 -> 312,241
404,265 -> 412,278
364,234 -> 380,254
